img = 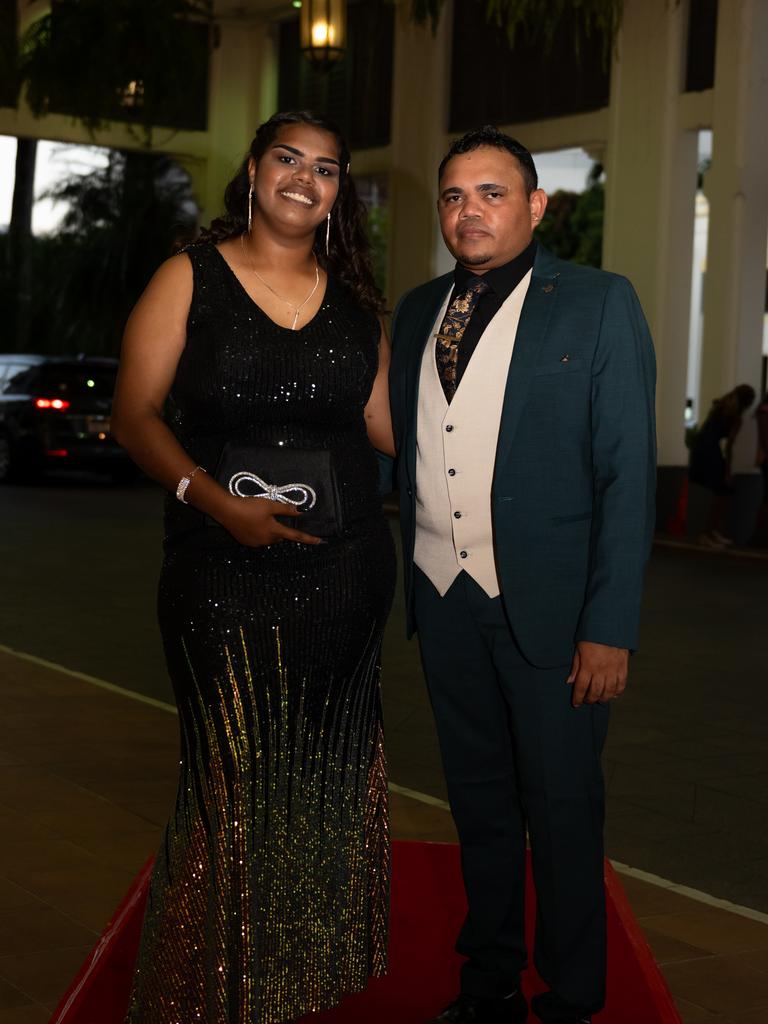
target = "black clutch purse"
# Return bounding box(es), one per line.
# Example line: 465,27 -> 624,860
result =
209,442 -> 343,537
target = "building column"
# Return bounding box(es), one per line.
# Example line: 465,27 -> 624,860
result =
388,0 -> 453,301
200,13 -> 278,224
699,0 -> 768,411
603,0 -> 699,479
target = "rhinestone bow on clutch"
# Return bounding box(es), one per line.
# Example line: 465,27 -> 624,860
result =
206,442 -> 343,537
228,471 -> 317,510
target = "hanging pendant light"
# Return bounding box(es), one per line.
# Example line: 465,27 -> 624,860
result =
300,0 -> 346,69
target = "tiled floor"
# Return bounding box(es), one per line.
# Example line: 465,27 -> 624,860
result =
3,648 -> 768,1022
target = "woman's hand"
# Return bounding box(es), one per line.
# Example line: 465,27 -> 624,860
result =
218,493 -> 325,547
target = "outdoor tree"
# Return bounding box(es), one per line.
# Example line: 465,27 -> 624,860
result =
28,150 -> 197,356
535,164 -> 605,268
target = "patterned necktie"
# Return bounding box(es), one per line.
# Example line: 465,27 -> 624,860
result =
434,278 -> 490,403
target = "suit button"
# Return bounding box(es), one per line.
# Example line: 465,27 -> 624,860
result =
406,487 -> 413,497
448,468 -> 456,476
459,550 -> 468,559
454,511 -> 462,519
445,424 -> 454,432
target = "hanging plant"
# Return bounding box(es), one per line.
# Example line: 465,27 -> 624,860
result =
18,0 -> 213,146
411,0 -> 623,61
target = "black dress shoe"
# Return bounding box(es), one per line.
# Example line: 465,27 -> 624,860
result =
530,991 -> 592,1023
539,1018 -> 590,1024
531,1010 -> 591,1023
427,990 -> 528,1024
531,1013 -> 591,1024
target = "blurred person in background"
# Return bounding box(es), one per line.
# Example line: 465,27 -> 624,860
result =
752,391 -> 768,545
725,396 -> 764,546
758,392 -> 768,488
687,383 -> 756,548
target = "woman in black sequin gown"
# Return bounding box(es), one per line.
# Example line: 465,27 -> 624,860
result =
112,112 -> 396,1024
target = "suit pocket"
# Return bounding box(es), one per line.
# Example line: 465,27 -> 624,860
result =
532,358 -> 587,376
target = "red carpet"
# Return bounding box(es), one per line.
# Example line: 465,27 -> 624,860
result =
50,841 -> 681,1024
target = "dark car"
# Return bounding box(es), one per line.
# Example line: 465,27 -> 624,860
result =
0,354 -> 136,483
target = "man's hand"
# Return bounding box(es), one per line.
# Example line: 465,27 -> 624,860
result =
567,641 -> 629,708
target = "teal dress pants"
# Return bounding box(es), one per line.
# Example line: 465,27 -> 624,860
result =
414,567 -> 609,1018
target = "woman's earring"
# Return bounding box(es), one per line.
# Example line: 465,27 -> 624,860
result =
325,212 -> 331,256
247,184 -> 254,234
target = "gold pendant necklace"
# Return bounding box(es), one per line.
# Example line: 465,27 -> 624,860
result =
240,234 -> 320,330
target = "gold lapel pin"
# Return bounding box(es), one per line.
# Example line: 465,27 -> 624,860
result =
542,283 -> 555,293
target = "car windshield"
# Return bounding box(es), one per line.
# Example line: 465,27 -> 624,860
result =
8,362 -> 117,397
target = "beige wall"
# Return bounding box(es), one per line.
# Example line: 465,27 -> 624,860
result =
602,0 -> 700,466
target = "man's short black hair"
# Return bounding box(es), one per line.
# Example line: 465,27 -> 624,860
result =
438,126 -> 538,196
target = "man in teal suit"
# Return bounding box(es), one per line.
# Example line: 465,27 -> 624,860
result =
389,127 -> 656,1024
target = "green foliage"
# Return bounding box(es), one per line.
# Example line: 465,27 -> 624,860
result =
411,0 -> 623,61
410,0 -> 444,33
0,149 -> 197,357
18,0 -> 212,145
365,203 -> 389,298
535,179 -> 605,268
697,156 -> 711,191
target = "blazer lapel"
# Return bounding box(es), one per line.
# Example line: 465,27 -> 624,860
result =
494,248 -> 561,472
403,275 -> 453,484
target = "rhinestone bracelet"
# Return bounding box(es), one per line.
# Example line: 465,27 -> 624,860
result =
176,465 -> 206,504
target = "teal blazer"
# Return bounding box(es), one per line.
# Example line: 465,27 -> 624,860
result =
389,245 -> 657,666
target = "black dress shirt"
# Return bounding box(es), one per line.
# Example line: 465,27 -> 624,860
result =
450,238 -> 537,386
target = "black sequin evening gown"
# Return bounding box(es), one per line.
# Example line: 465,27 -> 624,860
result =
125,244 -> 396,1024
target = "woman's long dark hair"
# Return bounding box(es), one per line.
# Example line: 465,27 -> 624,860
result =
709,384 -> 756,427
199,111 -> 384,314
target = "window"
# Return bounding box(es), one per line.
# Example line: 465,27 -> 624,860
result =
449,1 -> 610,132
44,1 -> 210,132
3,365 -> 37,395
685,0 -> 718,93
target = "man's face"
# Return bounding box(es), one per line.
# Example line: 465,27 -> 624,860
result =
437,146 -> 547,271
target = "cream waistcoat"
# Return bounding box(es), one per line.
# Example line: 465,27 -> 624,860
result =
414,270 -> 533,597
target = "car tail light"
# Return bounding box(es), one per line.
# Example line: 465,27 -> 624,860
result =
46,449 -> 69,457
36,398 -> 71,411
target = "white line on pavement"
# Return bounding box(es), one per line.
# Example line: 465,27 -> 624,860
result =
609,860 -> 768,926
0,643 -> 177,714
4,642 -> 768,927
389,781 -> 450,810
